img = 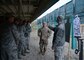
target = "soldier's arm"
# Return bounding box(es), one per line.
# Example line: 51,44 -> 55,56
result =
48,26 -> 55,32
38,28 -> 41,37
48,28 -> 52,37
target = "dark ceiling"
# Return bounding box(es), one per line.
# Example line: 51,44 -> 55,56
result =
0,0 -> 58,22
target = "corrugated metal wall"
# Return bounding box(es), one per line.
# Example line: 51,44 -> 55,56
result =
37,0 -> 84,26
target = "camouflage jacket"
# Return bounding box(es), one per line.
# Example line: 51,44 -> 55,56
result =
38,27 -> 51,40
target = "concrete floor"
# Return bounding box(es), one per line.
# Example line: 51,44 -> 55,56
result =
20,31 -> 83,60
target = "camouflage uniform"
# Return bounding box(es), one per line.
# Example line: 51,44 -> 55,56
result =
0,22 -> 18,60
11,24 -> 20,46
18,25 -> 26,56
49,23 -> 65,60
23,24 -> 29,53
11,24 -> 22,58
25,23 -> 31,50
38,27 -> 51,55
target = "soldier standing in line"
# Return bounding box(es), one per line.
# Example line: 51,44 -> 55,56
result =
38,22 -> 51,55
11,18 -> 20,46
11,18 -> 22,59
26,21 -> 32,51
0,15 -> 18,60
22,20 -> 30,53
18,20 -> 26,58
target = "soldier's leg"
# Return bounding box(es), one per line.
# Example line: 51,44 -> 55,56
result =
39,41 -> 44,54
24,37 -> 30,53
42,40 -> 48,55
41,43 -> 47,55
24,38 -> 28,53
26,37 -> 28,49
27,36 -> 30,50
41,44 -> 46,55
20,39 -> 26,56
18,41 -> 22,59
21,44 -> 26,56
54,46 -> 64,60
39,44 -> 42,53
44,44 -> 47,54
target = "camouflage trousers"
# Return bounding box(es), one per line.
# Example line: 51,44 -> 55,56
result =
54,46 -> 64,60
25,36 -> 30,50
39,39 -> 48,54
18,39 -> 26,56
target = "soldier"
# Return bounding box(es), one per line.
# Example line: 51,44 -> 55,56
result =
11,18 -> 20,46
0,15 -> 18,60
26,21 -> 31,51
23,20 -> 31,53
11,18 -> 22,59
22,20 -> 29,53
18,20 -> 26,57
49,16 -> 65,60
38,22 -> 51,55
